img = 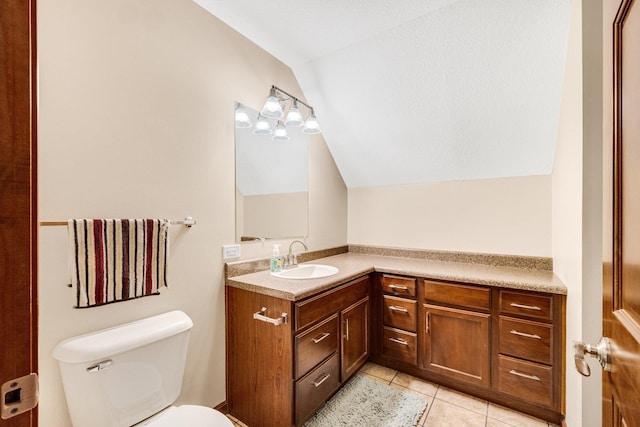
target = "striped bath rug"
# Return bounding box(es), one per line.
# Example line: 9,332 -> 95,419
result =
304,373 -> 428,427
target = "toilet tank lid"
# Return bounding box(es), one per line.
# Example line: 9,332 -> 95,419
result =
53,310 -> 193,363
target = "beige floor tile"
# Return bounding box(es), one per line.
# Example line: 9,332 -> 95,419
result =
361,371 -> 396,386
487,418 -> 515,427
360,362 -> 397,382
488,404 -> 548,427
392,372 -> 439,397
434,386 -> 488,415
424,399 -> 487,427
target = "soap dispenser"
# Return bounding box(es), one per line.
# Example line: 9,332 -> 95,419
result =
270,244 -> 283,272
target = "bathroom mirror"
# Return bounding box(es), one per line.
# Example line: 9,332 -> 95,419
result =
235,102 -> 309,242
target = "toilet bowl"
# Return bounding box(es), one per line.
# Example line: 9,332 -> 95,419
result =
53,311 -> 232,427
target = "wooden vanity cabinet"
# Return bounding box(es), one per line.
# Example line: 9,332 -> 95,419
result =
421,280 -> 491,387
371,273 -> 565,424
226,275 -> 370,427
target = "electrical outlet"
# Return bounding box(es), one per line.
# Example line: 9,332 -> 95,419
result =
222,244 -> 241,259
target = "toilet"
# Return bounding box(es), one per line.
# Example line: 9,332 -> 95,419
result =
53,311 -> 233,427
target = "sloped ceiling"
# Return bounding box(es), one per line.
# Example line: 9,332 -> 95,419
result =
195,0 -> 571,188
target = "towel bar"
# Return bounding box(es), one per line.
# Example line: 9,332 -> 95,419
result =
40,217 -> 197,227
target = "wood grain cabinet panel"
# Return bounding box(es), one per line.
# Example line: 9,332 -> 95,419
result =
341,297 -> 369,382
381,274 -> 416,297
382,295 -> 417,332
295,314 -> 339,379
295,353 -> 341,425
422,304 -> 491,387
296,277 -> 369,331
423,280 -> 490,310
498,355 -> 553,407
382,326 -> 417,365
499,290 -> 552,320
499,316 -> 552,365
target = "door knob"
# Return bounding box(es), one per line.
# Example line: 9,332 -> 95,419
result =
573,337 -> 612,377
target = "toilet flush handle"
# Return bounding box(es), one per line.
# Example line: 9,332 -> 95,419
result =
86,360 -> 113,373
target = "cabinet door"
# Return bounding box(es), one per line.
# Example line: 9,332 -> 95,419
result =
421,304 -> 490,388
341,296 -> 369,381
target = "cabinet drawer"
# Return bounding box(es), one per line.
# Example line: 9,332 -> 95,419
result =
383,296 -> 417,332
295,353 -> 340,425
499,290 -> 552,320
382,326 -> 417,365
296,276 -> 369,331
423,280 -> 490,310
295,314 -> 339,379
499,316 -> 552,365
498,355 -> 553,407
381,274 -> 416,297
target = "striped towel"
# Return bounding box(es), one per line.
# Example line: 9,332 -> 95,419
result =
68,219 -> 170,308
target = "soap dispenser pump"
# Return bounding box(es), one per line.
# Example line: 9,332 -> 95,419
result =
270,244 -> 283,272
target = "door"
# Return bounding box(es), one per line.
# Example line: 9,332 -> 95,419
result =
602,0 -> 640,425
341,297 -> 369,381
0,0 -> 38,426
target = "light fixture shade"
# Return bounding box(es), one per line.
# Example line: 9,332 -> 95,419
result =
273,122 -> 290,141
253,115 -> 273,135
302,112 -> 321,134
261,88 -> 284,119
235,104 -> 252,128
284,101 -> 304,127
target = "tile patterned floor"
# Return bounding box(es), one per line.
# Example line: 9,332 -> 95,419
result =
226,362 -> 559,427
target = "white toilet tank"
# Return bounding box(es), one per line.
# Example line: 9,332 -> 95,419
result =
53,311 -> 194,427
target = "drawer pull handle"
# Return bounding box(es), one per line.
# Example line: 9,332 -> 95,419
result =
312,332 -> 331,344
510,303 -> 542,311
253,307 -> 288,326
509,369 -> 540,381
389,284 -> 409,290
510,330 -> 542,340
313,373 -> 331,387
388,337 -> 409,346
389,305 -> 409,313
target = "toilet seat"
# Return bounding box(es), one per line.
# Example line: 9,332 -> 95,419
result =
137,405 -> 233,426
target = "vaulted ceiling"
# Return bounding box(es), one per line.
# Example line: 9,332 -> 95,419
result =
195,0 -> 571,188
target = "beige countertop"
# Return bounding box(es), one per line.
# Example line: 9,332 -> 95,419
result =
226,252 -> 567,301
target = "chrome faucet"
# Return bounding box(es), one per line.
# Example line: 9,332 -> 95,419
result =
285,240 -> 308,268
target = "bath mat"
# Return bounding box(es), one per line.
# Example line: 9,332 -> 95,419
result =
303,373 -> 428,427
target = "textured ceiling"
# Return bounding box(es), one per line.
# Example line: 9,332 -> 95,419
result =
195,0 -> 571,188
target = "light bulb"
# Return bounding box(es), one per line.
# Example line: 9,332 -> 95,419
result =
253,116 -> 273,135
235,105 -> 252,128
284,101 -> 304,127
273,122 -> 289,141
302,112 -> 321,134
261,88 -> 284,119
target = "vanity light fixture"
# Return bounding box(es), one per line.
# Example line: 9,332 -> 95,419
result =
253,114 -> 273,135
272,122 -> 290,141
261,85 -> 321,134
235,104 -> 252,128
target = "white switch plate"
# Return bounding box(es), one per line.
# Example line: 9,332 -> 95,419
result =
222,244 -> 241,259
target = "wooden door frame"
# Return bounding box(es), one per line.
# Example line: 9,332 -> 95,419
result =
0,0 -> 38,426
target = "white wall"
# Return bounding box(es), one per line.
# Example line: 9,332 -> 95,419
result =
551,0 -> 603,425
37,0 -> 346,425
348,175 -> 551,256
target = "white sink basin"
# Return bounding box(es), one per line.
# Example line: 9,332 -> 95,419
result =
271,264 -> 339,280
